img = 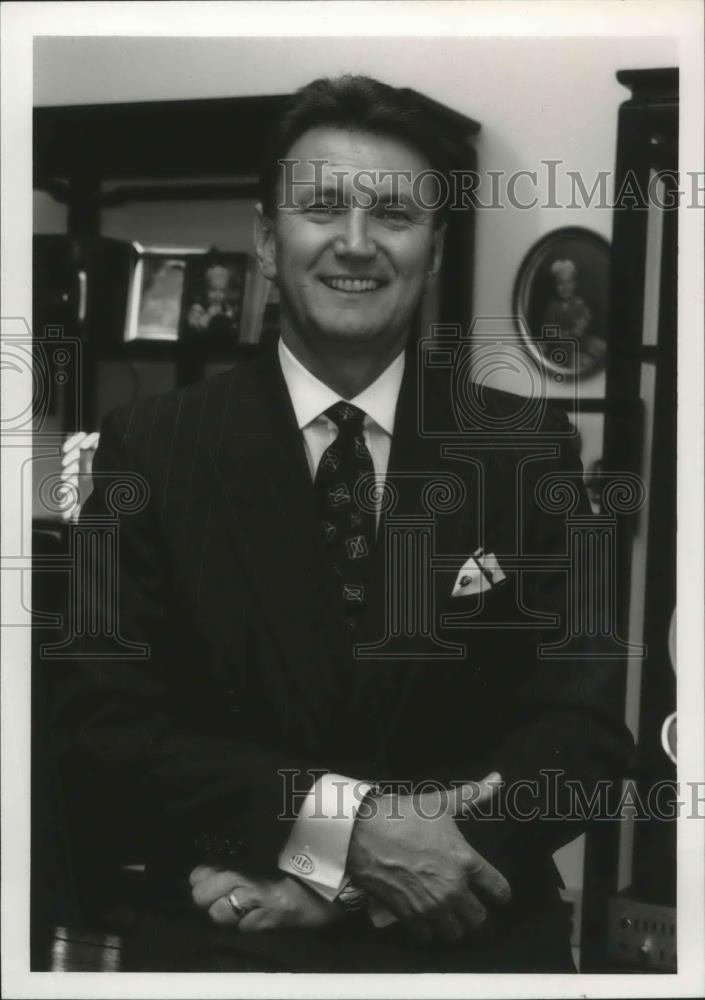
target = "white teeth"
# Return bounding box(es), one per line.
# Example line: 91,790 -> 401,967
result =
324,278 -> 381,293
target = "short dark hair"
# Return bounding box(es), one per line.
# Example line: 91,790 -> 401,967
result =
259,74 -> 456,221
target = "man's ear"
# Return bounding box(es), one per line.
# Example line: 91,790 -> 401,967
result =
427,222 -> 446,288
254,203 -> 278,282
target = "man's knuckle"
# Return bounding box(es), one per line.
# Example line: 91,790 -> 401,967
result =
496,877 -> 512,903
192,884 -> 208,906
463,852 -> 482,876
419,897 -> 441,919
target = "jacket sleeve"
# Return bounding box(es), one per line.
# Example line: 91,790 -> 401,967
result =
55,406 -> 318,875
460,405 -> 634,880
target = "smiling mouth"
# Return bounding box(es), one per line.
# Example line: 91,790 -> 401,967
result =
321,277 -> 386,293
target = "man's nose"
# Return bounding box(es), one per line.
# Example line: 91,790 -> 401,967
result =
333,208 -> 376,260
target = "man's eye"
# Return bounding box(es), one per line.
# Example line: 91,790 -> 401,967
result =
377,207 -> 410,222
306,202 -> 346,214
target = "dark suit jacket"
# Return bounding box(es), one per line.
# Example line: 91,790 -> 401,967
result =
57,342 -> 632,971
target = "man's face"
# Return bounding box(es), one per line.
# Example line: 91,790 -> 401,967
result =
255,126 -> 444,358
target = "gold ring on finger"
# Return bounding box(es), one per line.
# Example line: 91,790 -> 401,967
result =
225,889 -> 250,919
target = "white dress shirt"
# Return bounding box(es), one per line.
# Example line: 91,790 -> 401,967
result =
276,337 -> 403,922
277,337 -> 403,515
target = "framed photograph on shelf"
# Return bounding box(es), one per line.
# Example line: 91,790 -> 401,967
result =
124,245 -> 276,348
181,253 -> 249,343
124,244 -> 207,342
513,227 -> 610,380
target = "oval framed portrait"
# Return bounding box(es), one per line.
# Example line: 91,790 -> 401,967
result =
513,227 -> 611,379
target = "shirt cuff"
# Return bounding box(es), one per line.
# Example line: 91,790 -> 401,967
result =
278,773 -> 372,901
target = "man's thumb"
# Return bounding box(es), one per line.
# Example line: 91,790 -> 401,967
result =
450,772 -> 503,817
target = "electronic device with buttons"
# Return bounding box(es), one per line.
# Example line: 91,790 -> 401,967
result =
606,898 -> 676,972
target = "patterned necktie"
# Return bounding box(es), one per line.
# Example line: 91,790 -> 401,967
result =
313,401 -> 377,617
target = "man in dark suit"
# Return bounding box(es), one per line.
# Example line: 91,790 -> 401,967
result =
59,75 -> 632,972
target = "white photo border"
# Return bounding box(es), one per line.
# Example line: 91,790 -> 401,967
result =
2,2 -> 703,997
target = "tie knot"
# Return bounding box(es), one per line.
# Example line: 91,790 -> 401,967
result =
324,401 -> 366,432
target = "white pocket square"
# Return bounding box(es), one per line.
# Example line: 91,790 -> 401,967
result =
451,548 -> 506,597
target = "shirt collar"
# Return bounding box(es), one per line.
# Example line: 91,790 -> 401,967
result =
278,337 -> 405,436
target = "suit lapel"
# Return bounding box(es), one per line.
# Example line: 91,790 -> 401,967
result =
200,348 -> 351,719
361,344 -> 491,638
351,346 -> 501,756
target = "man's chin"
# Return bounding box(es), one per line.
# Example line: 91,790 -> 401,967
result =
313,323 -> 398,347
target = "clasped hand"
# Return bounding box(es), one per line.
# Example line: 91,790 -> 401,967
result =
190,772 -> 510,943
190,866 -> 343,932
346,772 -> 511,943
